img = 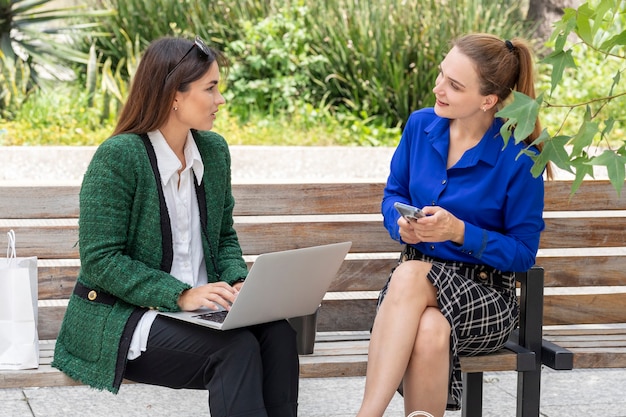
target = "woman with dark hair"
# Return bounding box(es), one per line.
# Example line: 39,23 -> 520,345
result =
356,33 -> 550,417
52,36 -> 299,417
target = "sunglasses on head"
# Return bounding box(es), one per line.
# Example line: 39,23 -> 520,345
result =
165,35 -> 211,80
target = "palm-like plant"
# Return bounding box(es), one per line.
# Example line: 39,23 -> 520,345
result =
0,0 -> 111,81
0,0 -> 111,116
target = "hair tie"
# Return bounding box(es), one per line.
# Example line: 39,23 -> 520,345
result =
505,40 -> 514,52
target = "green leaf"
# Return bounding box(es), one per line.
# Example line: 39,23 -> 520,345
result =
532,135 -> 573,176
589,1 -> 611,36
586,150 -> 626,195
609,70 -> 622,96
571,118 -> 599,157
591,0 -> 618,41
550,8 -> 578,44
496,92 -> 542,145
571,155 -> 595,194
554,32 -> 568,52
518,129 -> 552,177
499,117 -> 514,145
528,127 -> 551,148
575,3 -> 594,45
541,49 -> 577,94
600,30 -> 626,50
602,117 -> 616,139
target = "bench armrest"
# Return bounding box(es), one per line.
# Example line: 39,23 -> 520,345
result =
514,266 -> 544,360
503,339 -> 536,371
515,266 -> 573,371
542,338 -> 574,370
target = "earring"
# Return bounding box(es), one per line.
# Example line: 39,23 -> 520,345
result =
481,107 -> 486,112
173,107 -> 178,111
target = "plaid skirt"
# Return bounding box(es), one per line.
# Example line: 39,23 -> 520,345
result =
376,245 -> 518,411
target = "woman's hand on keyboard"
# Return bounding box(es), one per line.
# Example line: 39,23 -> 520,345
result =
177,282 -> 239,311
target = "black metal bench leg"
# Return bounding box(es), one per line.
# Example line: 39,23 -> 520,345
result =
515,267 -> 544,417
462,372 -> 483,417
517,368 -> 541,417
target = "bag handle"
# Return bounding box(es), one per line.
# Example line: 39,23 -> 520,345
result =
6,229 -> 16,263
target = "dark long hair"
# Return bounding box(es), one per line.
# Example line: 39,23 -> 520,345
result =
112,37 -> 227,136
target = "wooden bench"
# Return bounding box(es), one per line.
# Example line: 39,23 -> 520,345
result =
537,180 -> 626,372
5,178 -> 622,416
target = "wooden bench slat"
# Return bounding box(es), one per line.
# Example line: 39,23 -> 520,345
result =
0,223 -> 79,259
541,327 -> 626,368
541,217 -> 626,248
38,305 -> 67,340
235,221 -> 398,254
39,263 -> 81,300
48,288 -> 626,341
331,258 -> 396,291
36,298 -> 381,340
49,290 -> 624,341
544,293 -> 626,326
540,256 -> 626,287
4,338 -> 522,387
570,353 -> 626,369
36,258 -> 399,301
0,186 -> 80,219
0,183 -> 388,219
318,299 -> 377,332
543,339 -> 626,348
232,182 -> 386,216
543,324 -> 626,336
4,180 -> 625,218
8,215 -> 626,259
543,180 -> 626,210
2,220 -> 401,257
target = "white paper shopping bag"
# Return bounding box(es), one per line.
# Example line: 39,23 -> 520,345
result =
0,230 -> 39,370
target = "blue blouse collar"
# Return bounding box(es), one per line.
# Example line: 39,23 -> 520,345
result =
425,116 -> 505,169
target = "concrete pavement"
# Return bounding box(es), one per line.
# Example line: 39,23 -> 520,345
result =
2,368 -> 626,416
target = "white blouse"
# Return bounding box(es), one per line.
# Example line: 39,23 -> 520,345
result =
127,130 -> 208,360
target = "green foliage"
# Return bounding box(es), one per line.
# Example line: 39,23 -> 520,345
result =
0,0 -> 112,83
0,79 -> 399,146
5,0 -> 588,153
0,49 -> 34,119
0,82 -> 116,145
89,0 -> 272,72
305,0 -> 530,127
224,4 -> 328,120
96,35 -> 141,120
498,92 -> 543,146
78,0 -> 530,130
497,0 -> 626,195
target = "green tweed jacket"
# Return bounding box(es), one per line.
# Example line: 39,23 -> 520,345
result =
52,130 -> 248,393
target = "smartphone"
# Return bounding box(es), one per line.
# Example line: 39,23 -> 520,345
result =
394,201 -> 425,221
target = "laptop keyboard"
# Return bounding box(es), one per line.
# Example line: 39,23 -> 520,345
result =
192,310 -> 229,324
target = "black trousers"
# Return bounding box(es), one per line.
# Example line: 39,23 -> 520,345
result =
124,315 -> 299,417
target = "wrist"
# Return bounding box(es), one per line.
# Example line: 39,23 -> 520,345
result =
454,219 -> 465,245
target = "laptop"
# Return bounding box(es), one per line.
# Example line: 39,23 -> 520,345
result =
158,241 -> 352,330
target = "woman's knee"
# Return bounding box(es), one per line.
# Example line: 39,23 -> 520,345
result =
386,260 -> 433,298
414,308 -> 451,356
224,329 -> 263,361
251,320 -> 296,346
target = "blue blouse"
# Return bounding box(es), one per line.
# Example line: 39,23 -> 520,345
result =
382,108 -> 545,272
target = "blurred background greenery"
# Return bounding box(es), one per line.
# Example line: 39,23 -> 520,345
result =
0,0 -> 622,148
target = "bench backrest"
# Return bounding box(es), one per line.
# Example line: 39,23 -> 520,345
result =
538,180 -> 626,327
1,180 -> 625,339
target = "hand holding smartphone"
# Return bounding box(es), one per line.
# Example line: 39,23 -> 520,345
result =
394,202 -> 425,222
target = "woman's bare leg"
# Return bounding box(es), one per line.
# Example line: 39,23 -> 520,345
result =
356,260 -> 439,417
402,307 -> 451,417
